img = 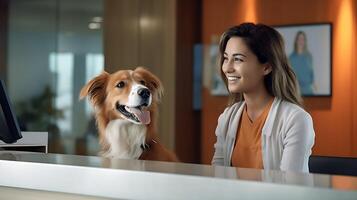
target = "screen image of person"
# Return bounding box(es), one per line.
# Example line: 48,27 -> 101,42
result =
289,31 -> 315,95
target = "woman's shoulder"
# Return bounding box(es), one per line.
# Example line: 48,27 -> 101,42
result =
278,99 -> 312,121
275,99 -> 315,138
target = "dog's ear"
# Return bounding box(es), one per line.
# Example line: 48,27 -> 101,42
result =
151,76 -> 163,102
135,67 -> 164,102
79,71 -> 109,107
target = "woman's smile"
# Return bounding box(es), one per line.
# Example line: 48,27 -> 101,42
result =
226,75 -> 241,82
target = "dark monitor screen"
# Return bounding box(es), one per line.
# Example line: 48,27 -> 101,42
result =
0,80 -> 22,143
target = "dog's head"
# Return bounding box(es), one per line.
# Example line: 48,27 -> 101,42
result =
79,67 -> 163,125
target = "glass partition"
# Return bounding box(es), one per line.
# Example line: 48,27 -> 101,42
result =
7,0 -> 103,155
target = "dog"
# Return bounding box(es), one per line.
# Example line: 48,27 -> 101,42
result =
80,67 -> 178,162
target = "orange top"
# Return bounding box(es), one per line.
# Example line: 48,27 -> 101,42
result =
231,99 -> 274,169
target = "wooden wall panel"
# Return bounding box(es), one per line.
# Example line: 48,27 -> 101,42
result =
104,0 -> 140,70
201,0 -> 357,163
104,0 -> 202,163
175,0 -> 202,163
138,0 -> 176,150
104,0 -> 176,151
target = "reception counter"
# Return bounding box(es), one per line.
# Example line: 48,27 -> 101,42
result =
0,151 -> 356,199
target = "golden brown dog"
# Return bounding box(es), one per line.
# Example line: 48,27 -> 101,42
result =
80,67 -> 178,162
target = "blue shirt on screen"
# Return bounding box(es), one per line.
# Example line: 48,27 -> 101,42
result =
289,52 -> 314,95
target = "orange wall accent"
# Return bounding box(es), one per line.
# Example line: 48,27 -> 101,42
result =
352,0 -> 357,156
201,0 -> 357,164
331,176 -> 357,190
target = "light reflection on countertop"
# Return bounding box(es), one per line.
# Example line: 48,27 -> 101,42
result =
1,150 -> 356,191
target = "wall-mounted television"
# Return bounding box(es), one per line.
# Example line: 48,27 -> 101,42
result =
0,80 -> 22,143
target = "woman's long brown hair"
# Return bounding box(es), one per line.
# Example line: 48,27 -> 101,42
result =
218,23 -> 302,107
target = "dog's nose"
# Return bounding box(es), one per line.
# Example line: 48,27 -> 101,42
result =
138,88 -> 150,99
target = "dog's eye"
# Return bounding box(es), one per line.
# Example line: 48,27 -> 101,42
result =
139,80 -> 146,85
116,81 -> 125,88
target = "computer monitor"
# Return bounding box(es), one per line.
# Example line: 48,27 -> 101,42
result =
0,80 -> 22,143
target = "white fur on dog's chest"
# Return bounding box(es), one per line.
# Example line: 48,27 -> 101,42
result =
103,119 -> 147,159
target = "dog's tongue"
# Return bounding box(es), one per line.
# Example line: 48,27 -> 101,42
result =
130,107 -> 150,124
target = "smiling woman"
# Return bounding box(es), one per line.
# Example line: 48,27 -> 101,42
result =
212,23 -> 315,173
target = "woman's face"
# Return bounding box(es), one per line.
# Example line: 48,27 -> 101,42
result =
297,33 -> 305,50
222,37 -> 270,94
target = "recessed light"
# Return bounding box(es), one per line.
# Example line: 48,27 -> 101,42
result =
88,23 -> 101,30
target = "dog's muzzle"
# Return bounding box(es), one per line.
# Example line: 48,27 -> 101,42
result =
116,103 -> 151,125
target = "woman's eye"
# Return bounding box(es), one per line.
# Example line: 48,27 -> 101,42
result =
140,80 -> 146,85
117,81 -> 125,88
223,57 -> 228,62
234,57 -> 243,62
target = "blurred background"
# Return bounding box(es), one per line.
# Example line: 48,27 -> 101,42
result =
0,0 -> 356,164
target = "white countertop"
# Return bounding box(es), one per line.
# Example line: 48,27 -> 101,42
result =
0,151 -> 356,199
